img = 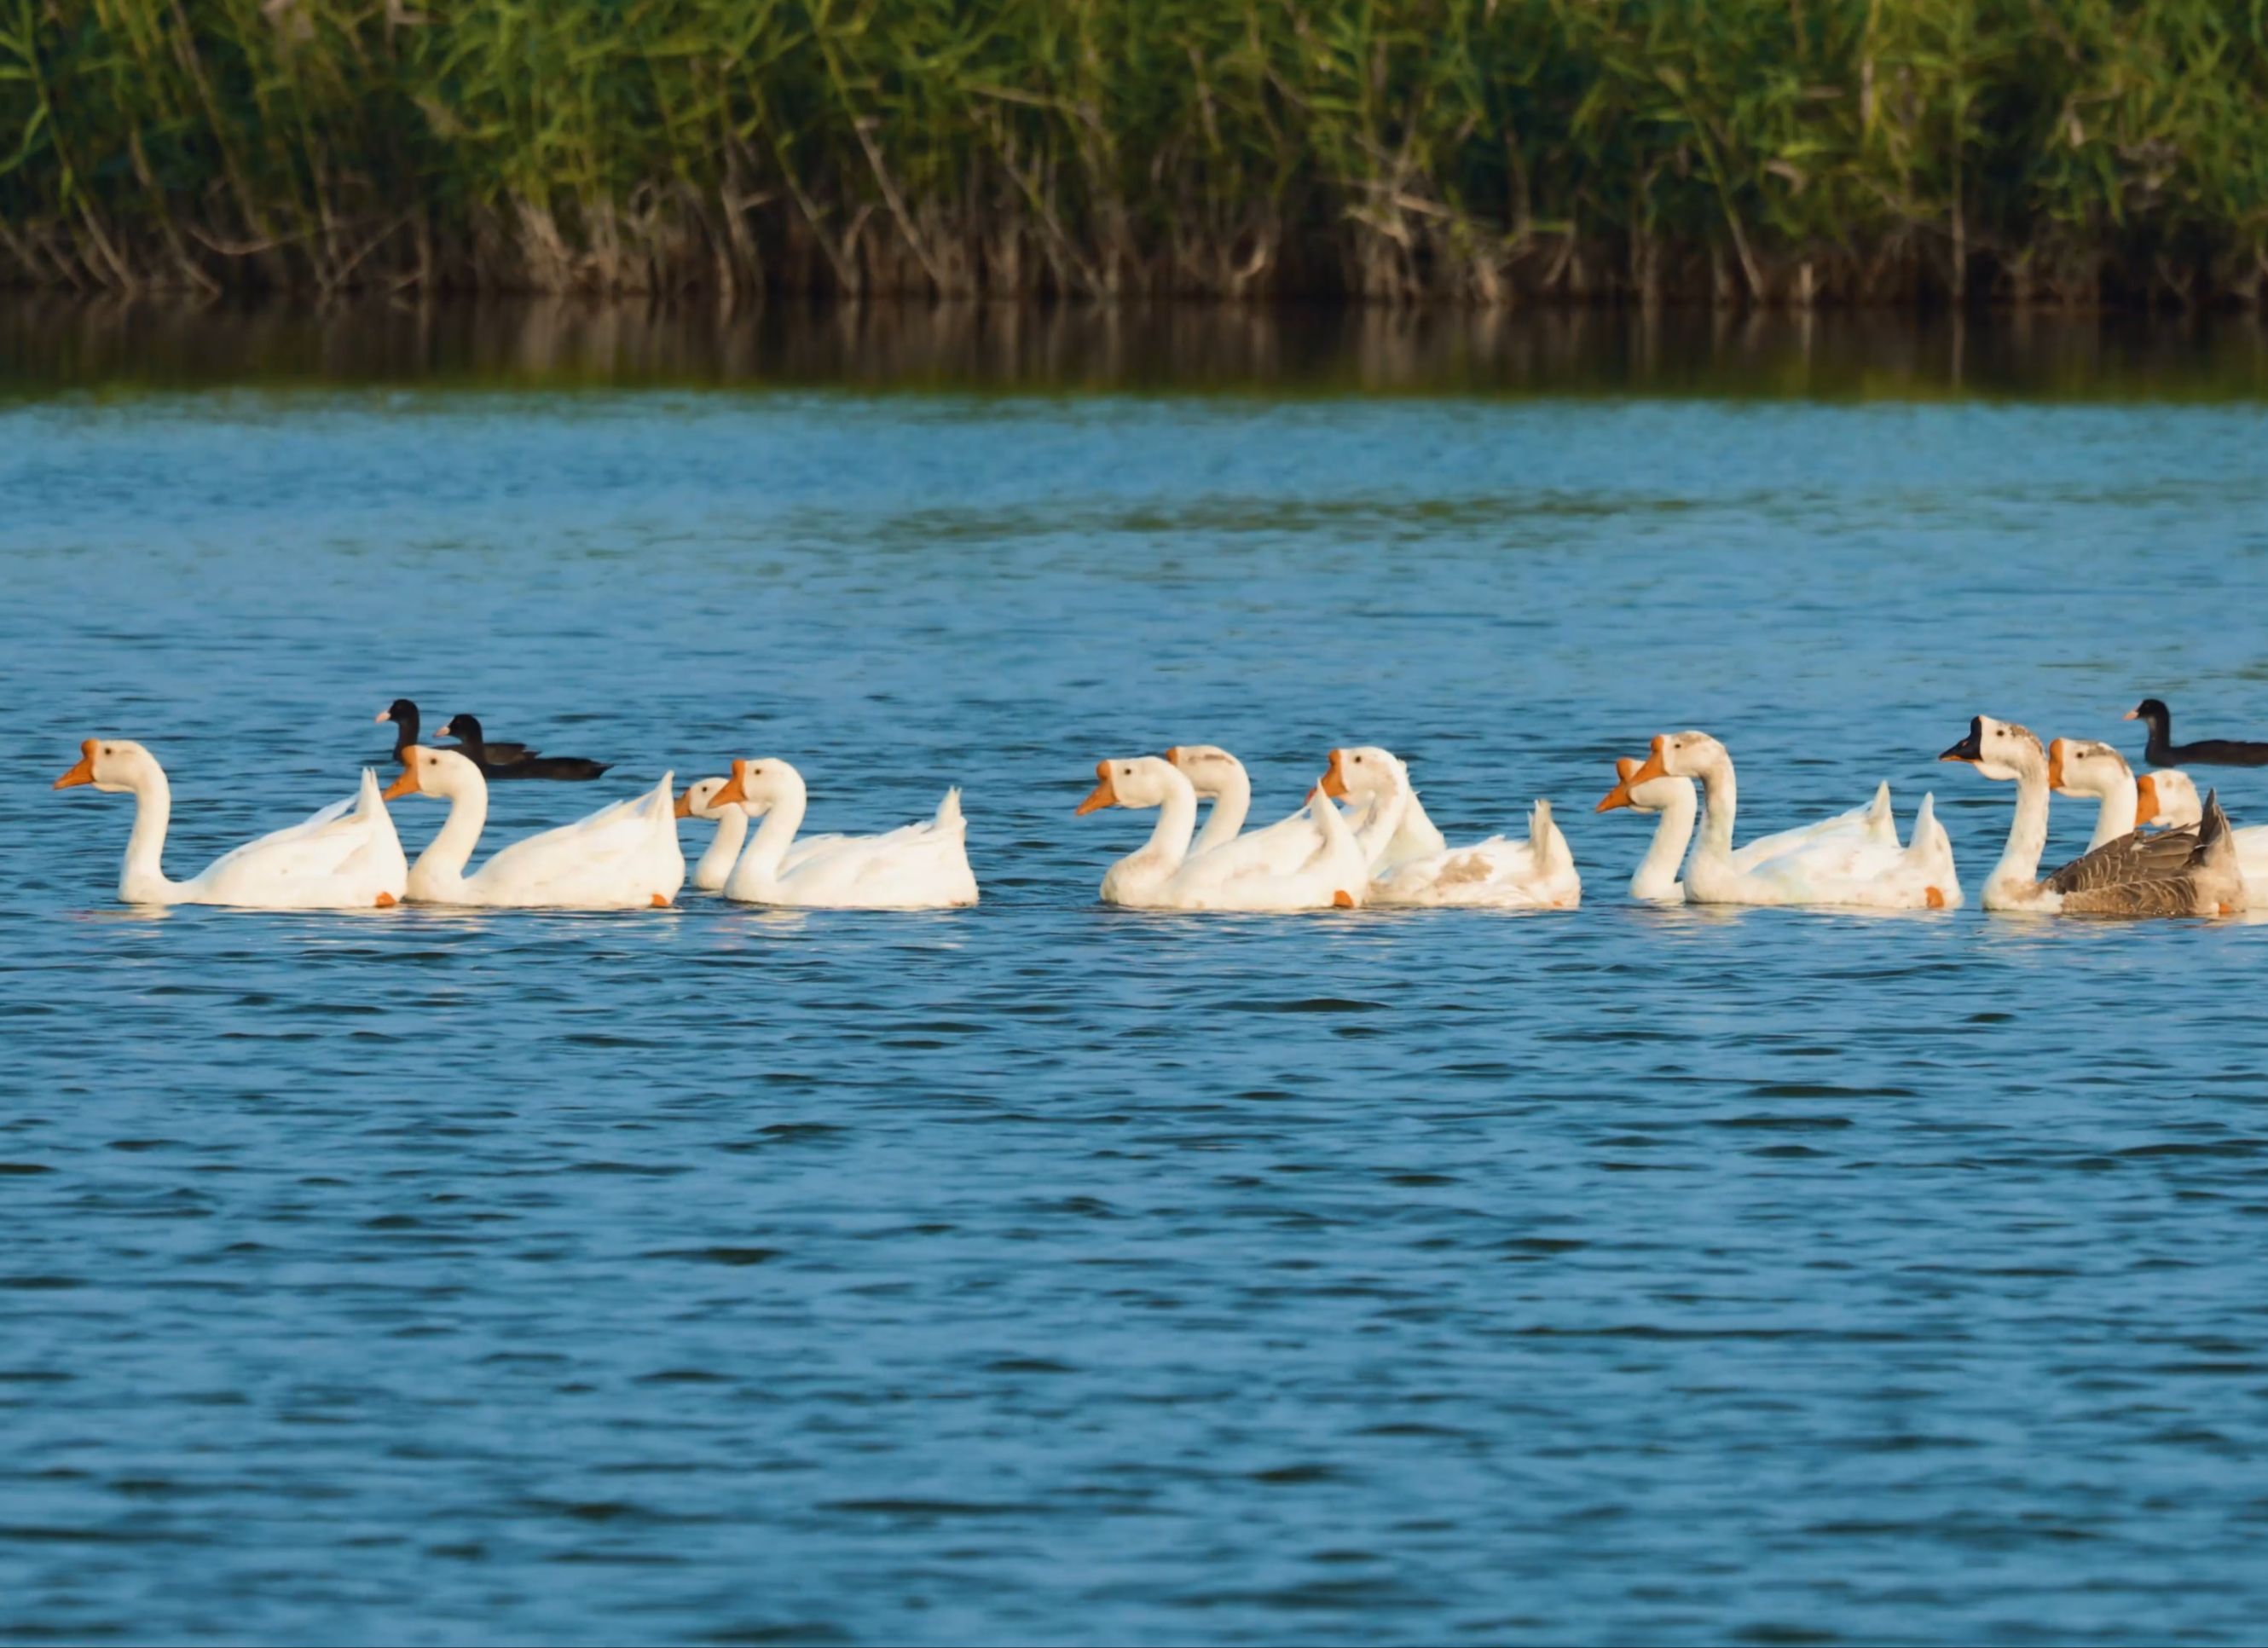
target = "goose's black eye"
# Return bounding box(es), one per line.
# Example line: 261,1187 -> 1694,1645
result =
1354,755 -> 1364,764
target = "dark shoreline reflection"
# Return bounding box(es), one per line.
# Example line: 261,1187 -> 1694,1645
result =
3,293 -> 2265,401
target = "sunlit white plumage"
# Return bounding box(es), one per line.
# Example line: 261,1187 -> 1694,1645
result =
1077,755 -> 1365,911
1594,758 -> 1896,903
53,738 -> 407,909
1623,731 -> 1958,909
1166,743 -> 1447,876
715,758 -> 977,909
1323,745 -> 1579,908
675,777 -> 748,892
387,746 -> 683,908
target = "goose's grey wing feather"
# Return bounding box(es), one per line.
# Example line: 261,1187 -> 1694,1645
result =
2046,824 -> 2205,913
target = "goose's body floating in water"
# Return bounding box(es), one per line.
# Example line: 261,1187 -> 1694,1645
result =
55,738 -> 406,909
1165,743 -> 1446,878
2132,767 -> 2268,907
1324,745 -> 1580,909
1617,731 -> 1957,909
385,746 -> 680,908
1594,757 -> 1891,905
713,758 -> 978,909
1077,755 -> 1363,911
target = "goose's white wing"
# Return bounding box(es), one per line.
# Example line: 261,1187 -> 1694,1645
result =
182,772 -> 408,907
200,772 -> 397,888
1369,802 -> 1581,909
474,778 -> 678,900
1731,783 -> 1890,870
1177,797 -> 1345,891
771,790 -> 975,907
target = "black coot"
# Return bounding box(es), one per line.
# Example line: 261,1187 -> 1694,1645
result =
439,714 -> 610,782
2126,698 -> 2268,768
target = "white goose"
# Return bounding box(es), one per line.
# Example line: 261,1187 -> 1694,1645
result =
2048,737 -> 2173,850
714,759 -> 976,909
1624,732 -> 1958,909
53,738 -> 406,909
2132,767 -> 2268,900
675,777 -> 748,893
1166,743 -> 1447,874
385,746 -> 683,908
1594,757 -> 1898,904
1076,755 -> 1367,910
1322,746 -> 1579,908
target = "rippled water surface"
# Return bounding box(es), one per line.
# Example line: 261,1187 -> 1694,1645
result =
4,305 -> 2268,1645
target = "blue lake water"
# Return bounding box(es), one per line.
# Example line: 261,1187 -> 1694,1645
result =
3,305 -> 2267,1644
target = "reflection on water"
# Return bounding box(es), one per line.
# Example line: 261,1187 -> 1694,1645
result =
5,293 -> 2268,400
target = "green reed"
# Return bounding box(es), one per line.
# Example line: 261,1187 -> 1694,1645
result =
4,0 -> 2265,302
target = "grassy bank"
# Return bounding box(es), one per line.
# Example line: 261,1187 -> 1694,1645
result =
6,0 -> 2266,305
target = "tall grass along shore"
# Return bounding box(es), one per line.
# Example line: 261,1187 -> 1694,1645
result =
6,0 -> 2266,306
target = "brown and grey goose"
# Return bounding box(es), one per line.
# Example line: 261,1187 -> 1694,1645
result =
1942,714 -> 2243,916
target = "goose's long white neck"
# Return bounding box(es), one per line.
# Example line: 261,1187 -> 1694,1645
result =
119,763 -> 181,904
1692,755 -> 1738,860
694,808 -> 749,889
410,769 -> 490,896
726,774 -> 809,895
1988,768 -> 2052,902
1142,780 -> 1200,870
1631,784 -> 1697,901
1191,765 -> 1251,856
1311,784 -> 1357,860
2086,775 -> 2138,849
1354,769 -> 1411,867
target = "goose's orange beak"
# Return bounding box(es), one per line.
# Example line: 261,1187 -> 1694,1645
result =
1628,734 -> 1671,786
673,789 -> 697,819
1162,746 -> 1183,766
1595,755 -> 1641,812
382,760 -> 420,801
1320,748 -> 1350,799
2046,738 -> 2067,791
53,739 -> 97,789
2136,773 -> 2161,826
1075,760 -> 1117,816
713,760 -> 750,809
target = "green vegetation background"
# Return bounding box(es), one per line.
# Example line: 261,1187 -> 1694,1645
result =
6,0 -> 2266,303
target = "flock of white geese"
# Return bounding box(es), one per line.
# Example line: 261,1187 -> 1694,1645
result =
48,704 -> 2268,919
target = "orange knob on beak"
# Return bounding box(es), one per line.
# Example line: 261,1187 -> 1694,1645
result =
1320,749 -> 1350,800
713,760 -> 751,808
1595,755 -> 1641,812
54,739 -> 98,790
2046,738 -> 2067,792
1075,760 -> 1118,816
2135,774 -> 2161,826
1627,734 -> 1671,786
